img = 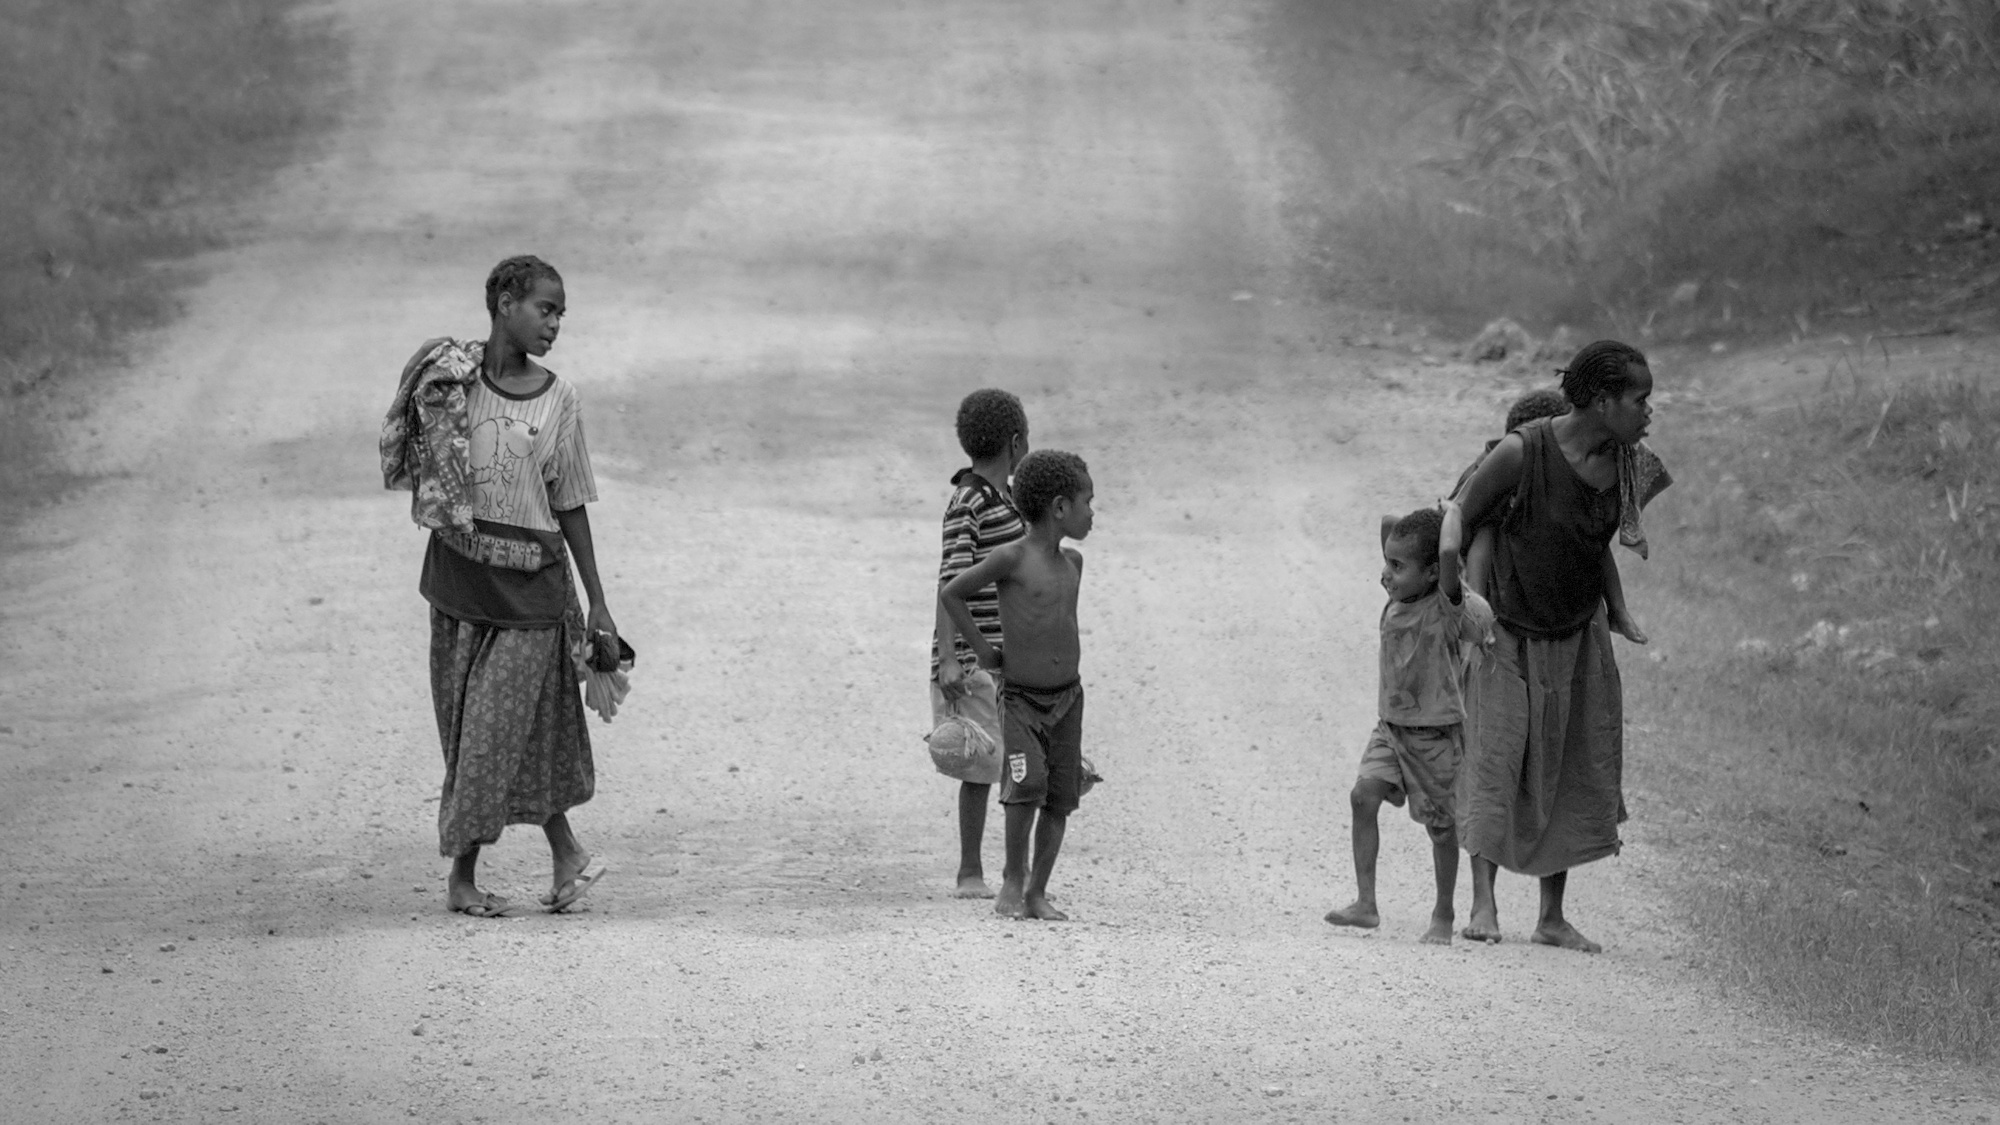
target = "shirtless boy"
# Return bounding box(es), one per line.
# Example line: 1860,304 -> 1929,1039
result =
939,450 -> 1094,921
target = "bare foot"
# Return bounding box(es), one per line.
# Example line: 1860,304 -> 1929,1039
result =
1421,913 -> 1454,945
1532,920 -> 1602,953
955,874 -> 996,899
1322,901 -> 1380,929
1460,905 -> 1502,943
1023,894 -> 1068,921
995,880 -> 1025,918
1609,612 -> 1649,644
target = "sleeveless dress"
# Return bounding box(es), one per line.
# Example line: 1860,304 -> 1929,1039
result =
1458,418 -> 1627,876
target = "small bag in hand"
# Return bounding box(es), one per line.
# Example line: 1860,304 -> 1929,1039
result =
926,699 -> 1001,785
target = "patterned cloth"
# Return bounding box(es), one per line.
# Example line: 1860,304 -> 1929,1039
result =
430,608 -> 594,858
1617,441 -> 1671,559
382,338 -> 483,534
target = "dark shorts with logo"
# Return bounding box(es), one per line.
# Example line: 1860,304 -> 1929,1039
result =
999,678 -> 1084,815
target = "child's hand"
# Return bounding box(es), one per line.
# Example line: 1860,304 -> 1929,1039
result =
936,658 -> 969,701
1608,608 -> 1649,645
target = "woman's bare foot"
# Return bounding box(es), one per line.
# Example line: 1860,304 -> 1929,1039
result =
1023,894 -> 1068,921
1531,920 -> 1602,953
1460,904 -> 1502,943
955,873 -> 995,899
1322,901 -> 1380,929
1420,912 -> 1454,945
995,879 -> 1026,918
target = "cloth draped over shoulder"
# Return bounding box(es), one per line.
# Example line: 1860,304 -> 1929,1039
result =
381,337 -> 484,534
1617,441 -> 1672,560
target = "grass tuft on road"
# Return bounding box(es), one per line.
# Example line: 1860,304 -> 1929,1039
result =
0,0 -> 340,505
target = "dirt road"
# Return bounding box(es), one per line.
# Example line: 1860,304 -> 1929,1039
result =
2,1 -> 1995,1121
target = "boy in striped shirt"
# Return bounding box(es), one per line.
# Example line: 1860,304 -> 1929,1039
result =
931,389 -> 1029,898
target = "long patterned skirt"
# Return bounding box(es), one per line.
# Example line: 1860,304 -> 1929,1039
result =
429,609 -> 594,858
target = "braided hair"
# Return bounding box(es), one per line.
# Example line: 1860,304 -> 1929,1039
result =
485,255 -> 564,318
1559,340 -> 1647,408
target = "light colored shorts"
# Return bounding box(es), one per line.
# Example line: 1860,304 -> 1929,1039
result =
930,665 -> 1004,783
1356,719 -> 1462,831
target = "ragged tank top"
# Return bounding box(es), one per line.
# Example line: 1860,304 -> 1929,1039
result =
1490,417 -> 1620,640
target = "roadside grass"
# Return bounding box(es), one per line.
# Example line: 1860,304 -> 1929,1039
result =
0,0 -> 339,510
1628,349 -> 2000,1063
1267,0 -> 2000,340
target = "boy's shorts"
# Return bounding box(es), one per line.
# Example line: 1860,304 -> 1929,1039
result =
999,678 -> 1084,815
931,665 -> 1005,783
1355,720 -> 1462,830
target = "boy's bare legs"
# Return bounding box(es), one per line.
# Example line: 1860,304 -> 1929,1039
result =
1463,855 -> 1502,942
1423,824 -> 1459,945
996,802 -> 1032,917
1324,780 -> 1392,928
955,782 -> 995,898
1531,869 -> 1602,952
1023,810 -> 1068,921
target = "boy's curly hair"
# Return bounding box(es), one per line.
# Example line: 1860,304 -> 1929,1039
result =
1390,506 -> 1444,567
1560,340 -> 1648,408
1505,387 -> 1570,432
1013,449 -> 1089,523
485,255 -> 564,318
955,389 -> 1028,461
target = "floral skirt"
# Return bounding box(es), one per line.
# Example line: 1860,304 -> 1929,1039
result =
429,609 -> 594,858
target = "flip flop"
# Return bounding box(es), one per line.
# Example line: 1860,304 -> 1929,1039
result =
451,892 -> 530,918
544,859 -> 608,913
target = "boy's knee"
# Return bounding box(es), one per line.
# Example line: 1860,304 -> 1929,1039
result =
1350,780 -> 1392,810
1426,821 -> 1458,845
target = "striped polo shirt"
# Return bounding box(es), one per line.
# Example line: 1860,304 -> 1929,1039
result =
931,469 -> 1025,676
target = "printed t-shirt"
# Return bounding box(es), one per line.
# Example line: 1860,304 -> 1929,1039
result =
421,369 -> 598,627
1379,587 -> 1494,727
931,469 -> 1024,676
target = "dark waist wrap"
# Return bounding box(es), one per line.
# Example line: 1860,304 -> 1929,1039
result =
421,519 -> 569,628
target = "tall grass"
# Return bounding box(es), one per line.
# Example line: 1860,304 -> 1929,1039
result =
1429,0 -> 2000,252
1269,0 -> 2000,338
0,1 -> 339,403
1629,360 -> 2000,1062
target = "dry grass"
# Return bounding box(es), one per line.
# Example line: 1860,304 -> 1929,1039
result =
1268,0 -> 2000,339
0,1 -> 338,422
1627,350 -> 2000,1062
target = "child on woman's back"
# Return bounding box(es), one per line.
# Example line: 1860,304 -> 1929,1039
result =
1454,388 -> 1648,643
1325,507 -> 1493,944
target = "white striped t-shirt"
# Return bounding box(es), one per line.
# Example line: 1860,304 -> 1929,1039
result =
465,369 -> 597,531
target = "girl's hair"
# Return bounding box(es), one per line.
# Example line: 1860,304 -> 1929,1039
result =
1559,340 -> 1648,408
485,255 -> 563,318
1012,449 -> 1089,522
955,389 -> 1029,460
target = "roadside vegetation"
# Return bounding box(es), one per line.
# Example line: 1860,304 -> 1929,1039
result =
0,0 -> 339,506
1269,0 -> 2000,1065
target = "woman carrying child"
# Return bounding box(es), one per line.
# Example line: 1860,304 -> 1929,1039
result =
1440,340 -> 1665,952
